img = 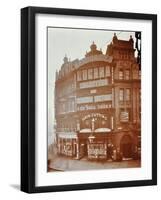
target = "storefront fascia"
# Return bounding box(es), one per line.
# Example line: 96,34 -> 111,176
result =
57,132 -> 78,157
78,128 -> 112,160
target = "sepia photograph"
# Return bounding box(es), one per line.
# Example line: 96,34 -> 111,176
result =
21,6 -> 157,193
47,27 -> 141,172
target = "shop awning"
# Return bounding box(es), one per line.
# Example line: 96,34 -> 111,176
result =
94,128 -> 111,133
58,132 -> 77,139
80,128 -> 92,133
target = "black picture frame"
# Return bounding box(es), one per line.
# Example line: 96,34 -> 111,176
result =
21,6 -> 157,193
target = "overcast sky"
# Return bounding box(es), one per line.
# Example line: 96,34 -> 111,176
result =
48,27 -> 136,139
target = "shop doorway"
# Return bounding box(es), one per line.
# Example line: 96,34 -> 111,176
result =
79,140 -> 88,158
120,135 -> 133,158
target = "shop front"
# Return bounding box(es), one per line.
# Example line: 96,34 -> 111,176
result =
119,133 -> 140,160
78,128 -> 112,160
87,142 -> 107,160
57,132 -> 78,157
120,134 -> 133,158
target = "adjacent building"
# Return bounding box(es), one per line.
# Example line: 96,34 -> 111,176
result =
54,33 -> 141,161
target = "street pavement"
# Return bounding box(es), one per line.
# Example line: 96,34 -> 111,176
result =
49,155 -> 141,171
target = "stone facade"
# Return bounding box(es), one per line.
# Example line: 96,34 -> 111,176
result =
54,33 -> 141,161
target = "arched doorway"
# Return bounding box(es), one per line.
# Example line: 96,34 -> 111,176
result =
120,135 -> 133,158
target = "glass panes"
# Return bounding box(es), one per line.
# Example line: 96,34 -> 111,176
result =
99,67 -> 104,78
94,94 -> 112,102
125,69 -> 130,80
82,69 -> 87,80
125,89 -> 130,101
77,96 -> 93,104
79,79 -> 108,89
119,89 -> 124,101
94,68 -> 98,79
77,71 -> 82,81
119,69 -> 123,79
105,66 -> 110,76
120,110 -> 129,122
88,68 -> 93,79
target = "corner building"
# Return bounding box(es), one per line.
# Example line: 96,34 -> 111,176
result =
55,33 -> 141,161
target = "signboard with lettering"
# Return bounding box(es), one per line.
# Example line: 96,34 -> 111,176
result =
82,113 -> 107,121
79,79 -> 108,89
77,94 -> 112,104
120,111 -> 129,122
88,144 -> 107,159
77,103 -> 112,111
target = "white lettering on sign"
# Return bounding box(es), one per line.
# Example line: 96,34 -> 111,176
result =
77,103 -> 112,111
120,111 -> 129,122
94,94 -> 112,102
88,144 -> 107,156
82,113 -> 107,121
78,104 -> 96,111
77,96 -> 93,104
79,79 -> 108,89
